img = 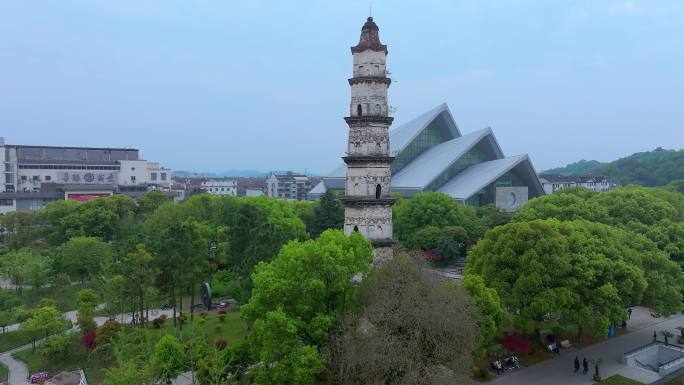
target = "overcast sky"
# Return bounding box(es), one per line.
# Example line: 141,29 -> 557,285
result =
1,0 -> 683,174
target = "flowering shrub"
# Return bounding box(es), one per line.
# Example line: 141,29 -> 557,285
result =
499,333 -> 533,354
423,250 -> 444,262
95,319 -> 120,346
215,338 -> 228,350
82,331 -> 97,350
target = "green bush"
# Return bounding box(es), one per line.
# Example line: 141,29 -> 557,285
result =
40,333 -> 71,358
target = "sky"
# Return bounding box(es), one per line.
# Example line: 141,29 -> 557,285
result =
1,0 -> 683,174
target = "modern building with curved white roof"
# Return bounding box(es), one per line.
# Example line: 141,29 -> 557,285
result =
309,103 -> 545,211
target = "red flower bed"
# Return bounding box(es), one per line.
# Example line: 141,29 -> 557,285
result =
423,250 -> 444,262
498,333 -> 533,354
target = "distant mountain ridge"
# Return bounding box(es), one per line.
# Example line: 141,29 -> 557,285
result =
543,147 -> 684,187
173,170 -> 320,178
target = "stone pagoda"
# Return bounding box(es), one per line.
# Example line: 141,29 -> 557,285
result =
342,17 -> 394,264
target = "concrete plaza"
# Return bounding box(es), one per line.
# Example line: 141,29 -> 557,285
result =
489,307 -> 684,385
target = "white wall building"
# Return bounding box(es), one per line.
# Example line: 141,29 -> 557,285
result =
539,174 -> 619,194
0,137 -> 173,213
201,179 -> 238,196
266,173 -> 311,200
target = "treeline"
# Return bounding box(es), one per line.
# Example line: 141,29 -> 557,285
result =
0,190 -> 345,329
465,185 -> 684,346
544,147 -> 684,187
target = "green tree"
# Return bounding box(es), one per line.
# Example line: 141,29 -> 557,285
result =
122,244 -> 158,326
61,236 -> 112,283
40,333 -> 70,358
1,249 -> 49,293
21,305 -> 65,351
0,211 -> 37,250
75,288 -> 100,317
243,230 -> 373,383
467,219 -> 680,340
135,190 -> 169,218
461,274 -> 506,351
103,328 -> 155,385
153,334 -> 187,384
513,188 -> 610,223
145,204 -> 207,328
393,192 -> 476,242
310,190 -> 344,238
36,199 -> 81,245
25,252 -> 51,290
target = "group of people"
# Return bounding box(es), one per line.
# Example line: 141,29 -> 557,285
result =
574,357 -> 590,374
491,354 -> 521,375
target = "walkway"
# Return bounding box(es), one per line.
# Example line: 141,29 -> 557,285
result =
0,308 -> 175,385
489,307 -> 683,385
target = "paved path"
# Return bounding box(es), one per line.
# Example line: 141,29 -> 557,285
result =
0,308 -> 175,385
489,307 -> 683,385
0,344 -> 33,385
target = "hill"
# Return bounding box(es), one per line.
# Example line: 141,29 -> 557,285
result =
544,147 -> 684,187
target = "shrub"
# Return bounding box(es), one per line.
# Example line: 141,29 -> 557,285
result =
217,309 -> 227,315
82,331 -> 97,350
215,338 -> 228,350
178,313 -> 187,325
77,314 -> 97,333
199,311 -> 208,318
41,333 -> 70,358
96,319 -> 121,346
152,317 -> 166,329
218,314 -> 226,323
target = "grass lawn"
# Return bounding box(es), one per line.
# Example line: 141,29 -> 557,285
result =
667,374 -> 684,385
13,333 -> 111,385
0,320 -> 71,353
0,363 -> 8,382
149,309 -> 249,346
595,375 -> 644,385
11,310 -> 248,384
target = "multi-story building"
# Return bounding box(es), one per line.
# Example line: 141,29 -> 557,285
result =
539,174 -> 619,194
0,137 -> 173,213
201,179 -> 238,196
266,173 -> 311,200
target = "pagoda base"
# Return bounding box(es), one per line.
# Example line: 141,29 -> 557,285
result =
373,246 -> 393,266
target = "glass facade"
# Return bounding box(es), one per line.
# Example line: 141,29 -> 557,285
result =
392,122 -> 448,173
425,147 -> 486,192
464,170 -> 524,207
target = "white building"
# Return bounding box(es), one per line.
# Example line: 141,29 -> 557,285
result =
201,179 -> 238,196
539,174 -> 619,194
266,173 -> 311,200
245,188 -> 264,197
0,137 -> 173,213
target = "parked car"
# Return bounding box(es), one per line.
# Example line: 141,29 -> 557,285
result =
30,371 -> 49,384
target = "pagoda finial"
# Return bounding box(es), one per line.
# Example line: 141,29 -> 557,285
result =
351,16 -> 387,54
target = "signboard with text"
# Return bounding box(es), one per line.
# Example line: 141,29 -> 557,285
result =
67,193 -> 112,202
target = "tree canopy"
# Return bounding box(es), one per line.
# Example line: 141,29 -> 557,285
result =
466,219 -> 682,340
242,229 -> 373,385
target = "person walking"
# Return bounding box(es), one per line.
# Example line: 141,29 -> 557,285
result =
574,357 -> 580,373
628,308 -> 633,319
582,358 -> 589,374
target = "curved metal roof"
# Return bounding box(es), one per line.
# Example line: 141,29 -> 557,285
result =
437,155 -> 544,199
309,103 -> 545,203
392,128 -> 491,188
